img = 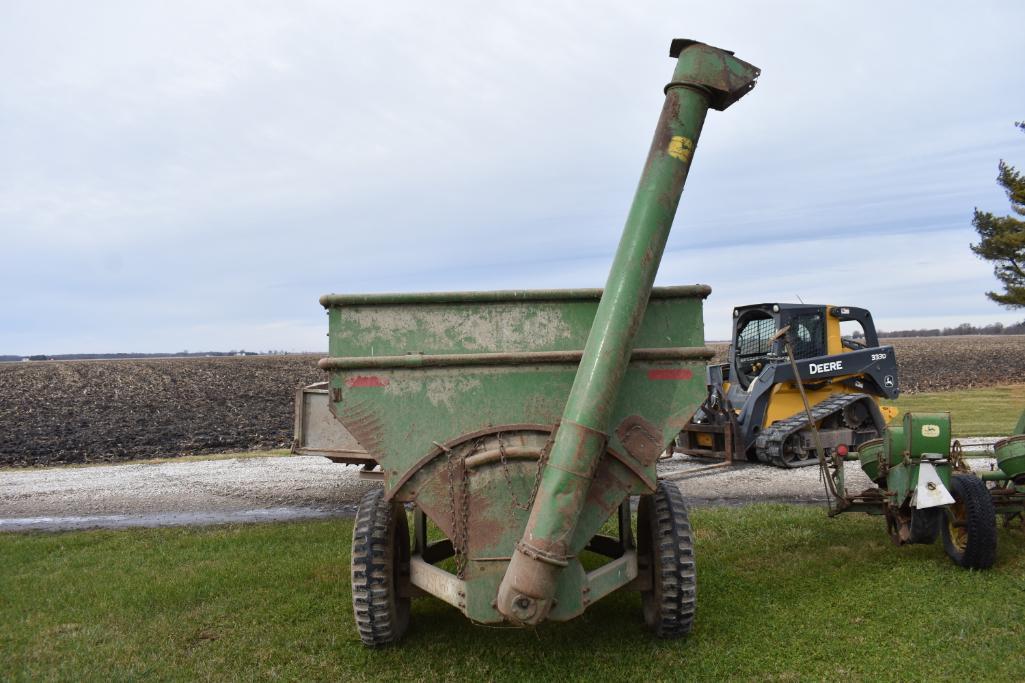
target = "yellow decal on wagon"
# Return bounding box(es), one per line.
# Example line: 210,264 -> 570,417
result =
667,135 -> 694,162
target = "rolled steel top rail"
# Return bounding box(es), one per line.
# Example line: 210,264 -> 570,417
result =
318,345 -> 715,371
320,284 -> 711,308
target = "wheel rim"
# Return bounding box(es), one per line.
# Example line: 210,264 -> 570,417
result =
393,506 -> 411,625
637,496 -> 658,627
642,530 -> 662,628
947,500 -> 968,553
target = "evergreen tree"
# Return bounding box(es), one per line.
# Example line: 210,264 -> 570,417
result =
971,121 -> 1025,308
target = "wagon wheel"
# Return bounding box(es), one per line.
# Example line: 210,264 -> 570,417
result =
351,488 -> 411,646
941,474 -> 997,570
638,480 -> 696,638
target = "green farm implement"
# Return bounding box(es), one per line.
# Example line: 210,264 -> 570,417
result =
818,408 -> 1025,568
755,324 -> 1025,569
310,39 -> 760,645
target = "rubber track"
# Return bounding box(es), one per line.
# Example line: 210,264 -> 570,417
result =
351,488 -> 403,647
650,481 -> 697,638
754,393 -> 876,469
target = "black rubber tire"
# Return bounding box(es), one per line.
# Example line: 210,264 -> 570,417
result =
941,474 -> 997,570
351,488 -> 411,646
909,508 -> 942,545
638,480 -> 697,638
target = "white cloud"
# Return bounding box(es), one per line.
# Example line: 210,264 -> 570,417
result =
2,1 -> 1024,353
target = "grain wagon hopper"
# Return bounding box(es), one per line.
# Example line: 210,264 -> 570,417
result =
303,39 -> 760,645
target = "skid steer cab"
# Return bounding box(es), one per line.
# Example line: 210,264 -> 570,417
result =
676,303 -> 900,468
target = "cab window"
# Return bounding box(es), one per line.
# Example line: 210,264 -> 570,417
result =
840,319 -> 868,351
736,314 -> 775,357
790,313 -> 825,359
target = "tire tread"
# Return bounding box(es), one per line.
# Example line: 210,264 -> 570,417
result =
641,480 -> 697,638
942,474 -> 997,570
351,488 -> 409,646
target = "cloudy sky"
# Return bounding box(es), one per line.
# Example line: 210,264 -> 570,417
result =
2,1 -> 1024,354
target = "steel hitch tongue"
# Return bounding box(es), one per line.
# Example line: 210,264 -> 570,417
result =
495,39 -> 760,626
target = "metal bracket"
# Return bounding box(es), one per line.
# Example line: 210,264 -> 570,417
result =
615,415 -> 664,467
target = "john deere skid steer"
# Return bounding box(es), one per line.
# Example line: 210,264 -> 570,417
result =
676,303 -> 900,468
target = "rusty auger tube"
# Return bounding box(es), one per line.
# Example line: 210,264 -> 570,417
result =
495,39 -> 760,625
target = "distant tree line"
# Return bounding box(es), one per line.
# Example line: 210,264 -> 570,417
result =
0,350 -> 268,363
852,320 -> 1025,338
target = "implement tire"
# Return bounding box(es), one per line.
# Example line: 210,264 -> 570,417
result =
351,488 -> 411,647
638,480 -> 697,638
909,508 -> 942,544
941,474 -> 997,570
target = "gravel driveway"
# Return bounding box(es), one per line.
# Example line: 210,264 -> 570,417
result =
0,440 -> 1000,532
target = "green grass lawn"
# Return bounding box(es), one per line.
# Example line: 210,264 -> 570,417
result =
2,506 -> 1024,681
886,384 -> 1025,437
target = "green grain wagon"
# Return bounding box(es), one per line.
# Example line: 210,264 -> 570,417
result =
310,39 -> 760,645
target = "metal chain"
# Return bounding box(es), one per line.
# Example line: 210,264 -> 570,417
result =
497,437 -> 525,510
443,442 -> 472,580
443,447 -> 463,577
497,432 -> 548,511
458,453 -> 470,579
446,433 -> 551,579
526,441 -> 549,510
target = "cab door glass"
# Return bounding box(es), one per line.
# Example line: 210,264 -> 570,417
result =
734,313 -> 775,388
736,316 -> 774,356
790,314 -> 825,359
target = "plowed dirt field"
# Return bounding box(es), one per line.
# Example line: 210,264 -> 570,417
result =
2,335 -> 1023,466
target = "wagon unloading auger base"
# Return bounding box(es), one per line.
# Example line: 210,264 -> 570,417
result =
314,39 -> 760,644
